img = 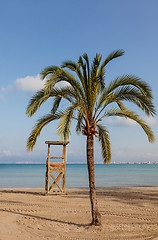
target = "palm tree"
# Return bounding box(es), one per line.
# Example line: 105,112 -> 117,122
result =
26,50 -> 156,226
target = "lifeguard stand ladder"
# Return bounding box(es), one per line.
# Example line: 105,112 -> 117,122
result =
45,141 -> 69,194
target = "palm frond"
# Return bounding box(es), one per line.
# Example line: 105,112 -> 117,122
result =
106,75 -> 153,98
41,66 -> 85,101
114,86 -> 155,116
96,72 -> 105,91
57,102 -> 80,139
26,89 -> 49,117
40,66 -> 60,79
76,109 -> 84,134
85,54 -> 102,114
50,86 -> 75,103
26,86 -> 78,118
27,112 -> 63,151
61,60 -> 83,82
91,54 -> 104,104
91,54 -> 102,77
106,109 -> 155,143
82,53 -> 90,82
115,100 -> 126,111
99,49 -> 125,75
98,86 -> 156,117
96,124 -> 111,164
77,56 -> 88,93
43,75 -> 61,93
51,96 -> 62,114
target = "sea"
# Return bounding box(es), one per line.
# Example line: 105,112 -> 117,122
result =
0,164 -> 158,188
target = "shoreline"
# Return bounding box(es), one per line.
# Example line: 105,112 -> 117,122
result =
0,187 -> 158,239
0,186 -> 158,189
0,162 -> 158,164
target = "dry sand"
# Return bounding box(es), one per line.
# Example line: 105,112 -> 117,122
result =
0,187 -> 158,240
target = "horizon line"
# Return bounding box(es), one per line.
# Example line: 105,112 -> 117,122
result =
0,162 -> 158,164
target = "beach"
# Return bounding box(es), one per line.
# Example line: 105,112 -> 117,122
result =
0,187 -> 158,240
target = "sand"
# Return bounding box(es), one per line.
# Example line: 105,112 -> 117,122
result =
0,187 -> 158,240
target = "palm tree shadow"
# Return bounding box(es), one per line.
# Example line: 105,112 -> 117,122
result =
0,208 -> 90,228
96,188 -> 158,207
0,188 -> 91,228
65,187 -> 158,207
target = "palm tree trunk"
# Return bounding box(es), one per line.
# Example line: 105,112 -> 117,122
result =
87,134 -> 101,226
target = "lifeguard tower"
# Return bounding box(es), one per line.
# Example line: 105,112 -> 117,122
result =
45,141 -> 69,194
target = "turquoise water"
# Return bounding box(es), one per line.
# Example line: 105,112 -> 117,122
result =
0,164 -> 158,188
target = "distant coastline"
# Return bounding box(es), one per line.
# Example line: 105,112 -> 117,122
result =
0,162 -> 158,165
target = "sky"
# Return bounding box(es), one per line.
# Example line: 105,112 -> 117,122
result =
0,0 -> 158,164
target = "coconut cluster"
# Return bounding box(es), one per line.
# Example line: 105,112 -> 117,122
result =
82,125 -> 98,136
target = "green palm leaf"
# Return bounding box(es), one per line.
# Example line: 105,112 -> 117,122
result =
51,96 -> 62,114
97,81 -> 156,118
82,53 -> 90,82
99,50 -> 125,77
106,75 -> 153,98
106,109 -> 155,143
76,109 -> 85,134
26,89 -> 49,117
97,124 -> 111,164
61,60 -> 83,81
27,112 -> 63,151
57,102 -> 80,139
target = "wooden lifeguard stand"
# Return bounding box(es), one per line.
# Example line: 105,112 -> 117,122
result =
45,141 -> 69,194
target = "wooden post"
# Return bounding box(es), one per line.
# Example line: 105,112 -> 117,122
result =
45,141 -> 69,194
62,144 -> 66,191
45,144 -> 50,194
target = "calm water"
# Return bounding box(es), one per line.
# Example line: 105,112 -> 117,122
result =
0,164 -> 158,188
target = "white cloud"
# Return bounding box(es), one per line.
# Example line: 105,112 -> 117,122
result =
104,117 -> 136,127
104,116 -> 157,127
15,74 -> 45,91
1,74 -> 70,93
2,74 -> 46,92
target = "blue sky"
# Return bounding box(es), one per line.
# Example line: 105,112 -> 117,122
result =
0,0 -> 158,163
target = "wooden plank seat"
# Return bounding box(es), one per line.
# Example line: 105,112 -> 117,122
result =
50,163 -> 64,170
